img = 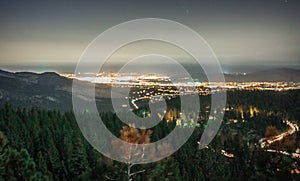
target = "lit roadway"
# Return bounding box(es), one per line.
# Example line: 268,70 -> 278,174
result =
259,120 -> 300,159
259,120 -> 298,148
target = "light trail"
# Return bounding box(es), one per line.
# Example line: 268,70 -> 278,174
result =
198,143 -> 235,158
265,149 -> 300,159
259,120 -> 297,148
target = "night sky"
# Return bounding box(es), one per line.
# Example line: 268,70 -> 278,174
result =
0,0 -> 299,73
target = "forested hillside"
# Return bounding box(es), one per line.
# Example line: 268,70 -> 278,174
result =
1,90 -> 300,180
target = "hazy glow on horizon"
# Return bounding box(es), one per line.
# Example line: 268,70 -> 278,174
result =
0,0 -> 299,72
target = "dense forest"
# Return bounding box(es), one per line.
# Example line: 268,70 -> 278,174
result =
0,90 -> 300,180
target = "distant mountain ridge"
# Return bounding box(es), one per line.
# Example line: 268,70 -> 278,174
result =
0,68 -> 299,110
0,69 -> 114,111
224,68 -> 300,82
0,69 -> 73,110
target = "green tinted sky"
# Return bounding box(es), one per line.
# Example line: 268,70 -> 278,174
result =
0,0 -> 299,72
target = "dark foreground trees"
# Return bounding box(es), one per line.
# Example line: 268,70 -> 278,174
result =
0,90 -> 299,181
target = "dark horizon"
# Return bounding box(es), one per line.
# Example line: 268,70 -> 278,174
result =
1,63 -> 300,75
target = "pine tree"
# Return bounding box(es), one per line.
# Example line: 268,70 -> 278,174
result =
46,133 -> 62,180
68,134 -> 90,180
0,131 -> 44,180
